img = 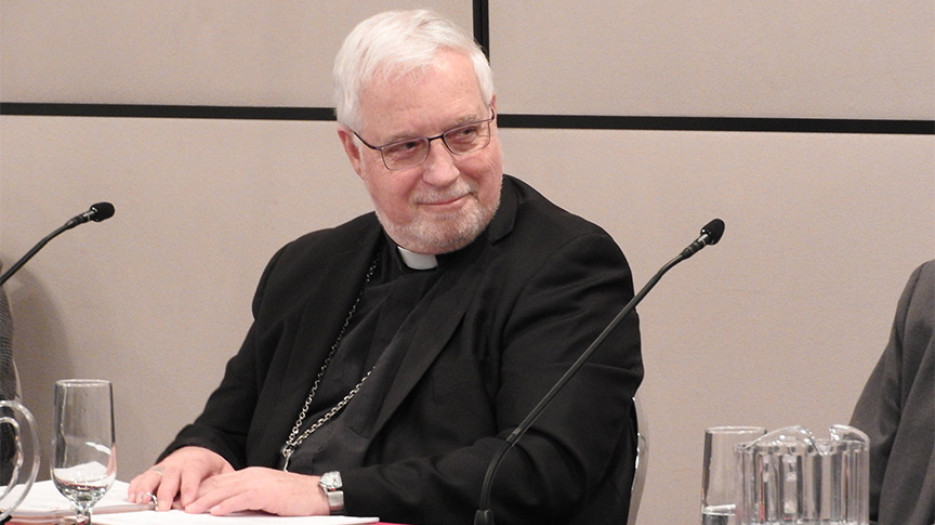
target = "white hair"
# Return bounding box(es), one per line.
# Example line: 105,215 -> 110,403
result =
333,9 -> 495,130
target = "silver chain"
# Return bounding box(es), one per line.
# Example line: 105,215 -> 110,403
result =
281,253 -> 379,472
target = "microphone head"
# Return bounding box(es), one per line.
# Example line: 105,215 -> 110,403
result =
89,202 -> 115,222
701,218 -> 725,245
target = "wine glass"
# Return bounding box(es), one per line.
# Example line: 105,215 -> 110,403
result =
51,379 -> 116,525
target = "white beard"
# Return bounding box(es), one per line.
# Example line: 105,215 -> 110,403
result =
376,190 -> 501,255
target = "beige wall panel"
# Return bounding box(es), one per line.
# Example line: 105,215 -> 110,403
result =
500,127 -> 934,522
0,0 -> 472,106
490,2 -> 935,119
4,2 -> 933,120
2,115 -> 933,522
0,115 -> 372,485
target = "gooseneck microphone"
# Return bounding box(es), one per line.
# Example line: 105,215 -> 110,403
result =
474,218 -> 725,525
64,201 -> 115,229
681,218 -> 725,259
0,202 -> 115,286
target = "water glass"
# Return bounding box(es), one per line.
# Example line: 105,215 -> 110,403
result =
51,379 -> 116,525
701,426 -> 768,525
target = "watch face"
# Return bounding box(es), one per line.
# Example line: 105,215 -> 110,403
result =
321,471 -> 342,490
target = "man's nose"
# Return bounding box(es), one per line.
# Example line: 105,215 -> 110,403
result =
421,137 -> 459,186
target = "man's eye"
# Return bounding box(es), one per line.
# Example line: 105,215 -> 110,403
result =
385,140 -> 423,156
447,125 -> 480,143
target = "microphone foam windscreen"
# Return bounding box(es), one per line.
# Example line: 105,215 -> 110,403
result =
703,219 -> 725,245
90,202 -> 115,222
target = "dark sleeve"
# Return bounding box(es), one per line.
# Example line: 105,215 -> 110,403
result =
850,296 -> 906,522
0,273 -> 18,484
849,261 -> 932,524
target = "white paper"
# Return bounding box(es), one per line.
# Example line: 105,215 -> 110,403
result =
94,510 -> 379,525
8,479 -> 151,522
6,480 -> 378,525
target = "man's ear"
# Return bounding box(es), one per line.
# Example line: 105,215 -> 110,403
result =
337,125 -> 363,176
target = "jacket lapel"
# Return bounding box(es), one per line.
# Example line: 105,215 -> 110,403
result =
368,178 -> 521,435
368,257 -> 483,435
252,220 -> 384,467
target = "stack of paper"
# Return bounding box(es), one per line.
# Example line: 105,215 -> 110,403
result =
96,511 -> 379,524
5,480 -> 378,525
6,480 -> 151,524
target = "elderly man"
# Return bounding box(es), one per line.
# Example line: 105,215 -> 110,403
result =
130,10 -> 642,524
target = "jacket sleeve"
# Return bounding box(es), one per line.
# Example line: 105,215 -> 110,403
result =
850,261 -> 935,525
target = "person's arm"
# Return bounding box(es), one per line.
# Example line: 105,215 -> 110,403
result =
850,262 -> 934,525
134,232 -> 640,522
851,325 -> 902,524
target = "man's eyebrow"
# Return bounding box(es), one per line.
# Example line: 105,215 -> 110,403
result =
381,112 -> 487,144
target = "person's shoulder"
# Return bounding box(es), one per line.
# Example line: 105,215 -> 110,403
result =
251,213 -> 381,307
279,213 -> 379,258
481,176 -> 627,278
502,175 -> 617,243
901,260 -> 935,302
258,213 -> 379,284
915,260 -> 935,282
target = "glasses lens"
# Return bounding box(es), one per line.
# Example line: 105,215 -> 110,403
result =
443,121 -> 491,155
376,115 -> 493,170
381,138 -> 430,170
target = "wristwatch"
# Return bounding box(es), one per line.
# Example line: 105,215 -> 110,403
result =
318,471 -> 345,515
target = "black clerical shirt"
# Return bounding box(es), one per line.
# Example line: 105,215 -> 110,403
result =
283,239 -> 442,472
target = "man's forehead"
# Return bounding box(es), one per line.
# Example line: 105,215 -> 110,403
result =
357,76 -> 486,138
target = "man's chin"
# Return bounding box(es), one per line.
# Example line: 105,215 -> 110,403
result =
394,229 -> 476,255
378,197 -> 499,254
384,217 -> 482,254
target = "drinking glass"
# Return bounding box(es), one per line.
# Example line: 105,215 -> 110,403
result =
701,426 -> 767,525
51,380 -> 116,525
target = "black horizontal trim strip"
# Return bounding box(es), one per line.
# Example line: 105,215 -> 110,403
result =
2,102 -> 932,135
0,102 -> 336,121
498,113 -> 935,135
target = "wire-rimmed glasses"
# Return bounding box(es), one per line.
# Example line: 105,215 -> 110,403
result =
353,108 -> 496,170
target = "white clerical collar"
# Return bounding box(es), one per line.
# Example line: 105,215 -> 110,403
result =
397,246 -> 438,270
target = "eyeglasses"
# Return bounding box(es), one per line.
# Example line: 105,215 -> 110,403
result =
353,108 -> 496,170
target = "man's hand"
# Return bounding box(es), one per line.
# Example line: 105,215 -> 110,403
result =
127,446 -> 234,511
182,467 -> 330,516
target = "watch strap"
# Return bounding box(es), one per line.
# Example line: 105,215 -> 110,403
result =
319,471 -> 345,515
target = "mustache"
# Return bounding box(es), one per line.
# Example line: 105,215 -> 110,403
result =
413,180 -> 476,204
